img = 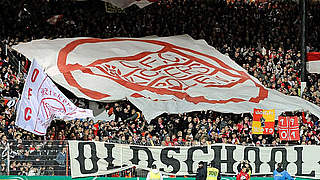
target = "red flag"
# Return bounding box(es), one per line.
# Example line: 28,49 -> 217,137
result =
278,116 -> 300,141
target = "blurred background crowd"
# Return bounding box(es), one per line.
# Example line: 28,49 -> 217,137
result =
0,0 -> 320,176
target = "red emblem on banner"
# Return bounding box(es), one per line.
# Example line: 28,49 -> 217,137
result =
278,116 -> 300,141
57,38 -> 268,104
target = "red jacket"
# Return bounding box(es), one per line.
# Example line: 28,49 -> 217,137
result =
236,171 -> 250,180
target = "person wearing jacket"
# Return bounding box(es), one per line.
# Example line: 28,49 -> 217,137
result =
196,161 -> 207,180
206,162 -> 221,180
237,160 -> 252,179
236,166 -> 250,180
146,165 -> 163,180
273,163 -> 294,180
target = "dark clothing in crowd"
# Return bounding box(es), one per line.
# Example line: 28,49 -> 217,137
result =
196,166 -> 207,180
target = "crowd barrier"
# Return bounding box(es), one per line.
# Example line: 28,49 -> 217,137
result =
0,140 -> 68,176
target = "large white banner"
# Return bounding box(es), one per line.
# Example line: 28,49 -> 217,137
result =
69,141 -> 320,179
16,60 -> 93,135
12,35 -> 320,121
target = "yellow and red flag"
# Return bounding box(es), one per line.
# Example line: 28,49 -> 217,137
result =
252,108 -> 275,134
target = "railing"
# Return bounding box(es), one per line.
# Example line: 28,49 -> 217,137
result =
0,140 -> 68,176
0,41 -> 27,74
0,140 -> 142,177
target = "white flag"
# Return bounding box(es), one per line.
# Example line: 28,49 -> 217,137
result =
307,52 -> 320,73
46,15 -> 63,25
13,35 -> 320,121
16,60 -> 93,135
102,0 -> 155,9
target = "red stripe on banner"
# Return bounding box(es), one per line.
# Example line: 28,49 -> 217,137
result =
307,52 -> 320,62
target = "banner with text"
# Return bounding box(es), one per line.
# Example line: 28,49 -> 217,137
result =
0,176 -> 316,180
69,141 -> 320,179
15,60 -> 94,135
252,109 -> 275,134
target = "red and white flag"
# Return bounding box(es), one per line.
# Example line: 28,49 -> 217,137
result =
13,35 -> 320,121
15,60 -> 93,135
278,116 -> 300,141
103,0 -> 157,9
307,52 -> 320,73
47,15 -> 63,25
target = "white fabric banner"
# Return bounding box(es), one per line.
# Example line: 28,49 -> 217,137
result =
307,52 -> 320,73
69,141 -> 320,179
12,35 -> 320,121
102,0 -> 155,9
15,60 -> 93,135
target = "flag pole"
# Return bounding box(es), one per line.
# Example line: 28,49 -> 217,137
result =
300,0 -> 306,82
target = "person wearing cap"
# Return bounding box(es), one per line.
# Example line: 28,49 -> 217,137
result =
146,165 -> 163,180
196,161 -> 207,180
236,166 -> 250,180
206,162 -> 221,180
273,163 -> 294,180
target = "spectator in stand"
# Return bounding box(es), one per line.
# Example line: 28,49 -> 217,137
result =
273,163 -> 294,180
236,166 -> 250,180
196,161 -> 207,180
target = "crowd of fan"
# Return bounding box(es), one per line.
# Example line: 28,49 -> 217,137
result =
1,0 -> 320,176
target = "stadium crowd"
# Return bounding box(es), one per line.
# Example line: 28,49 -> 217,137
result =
0,0 -> 320,176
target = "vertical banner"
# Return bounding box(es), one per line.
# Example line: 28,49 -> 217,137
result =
278,116 -> 300,141
252,109 -> 275,134
15,60 -> 94,135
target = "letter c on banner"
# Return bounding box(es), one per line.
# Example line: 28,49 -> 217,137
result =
31,68 -> 39,82
24,107 -> 32,121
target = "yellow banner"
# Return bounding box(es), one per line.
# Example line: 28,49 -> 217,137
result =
252,109 -> 275,134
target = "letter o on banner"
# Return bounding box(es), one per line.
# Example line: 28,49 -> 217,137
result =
31,68 -> 39,82
280,131 -> 287,139
24,107 -> 32,121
